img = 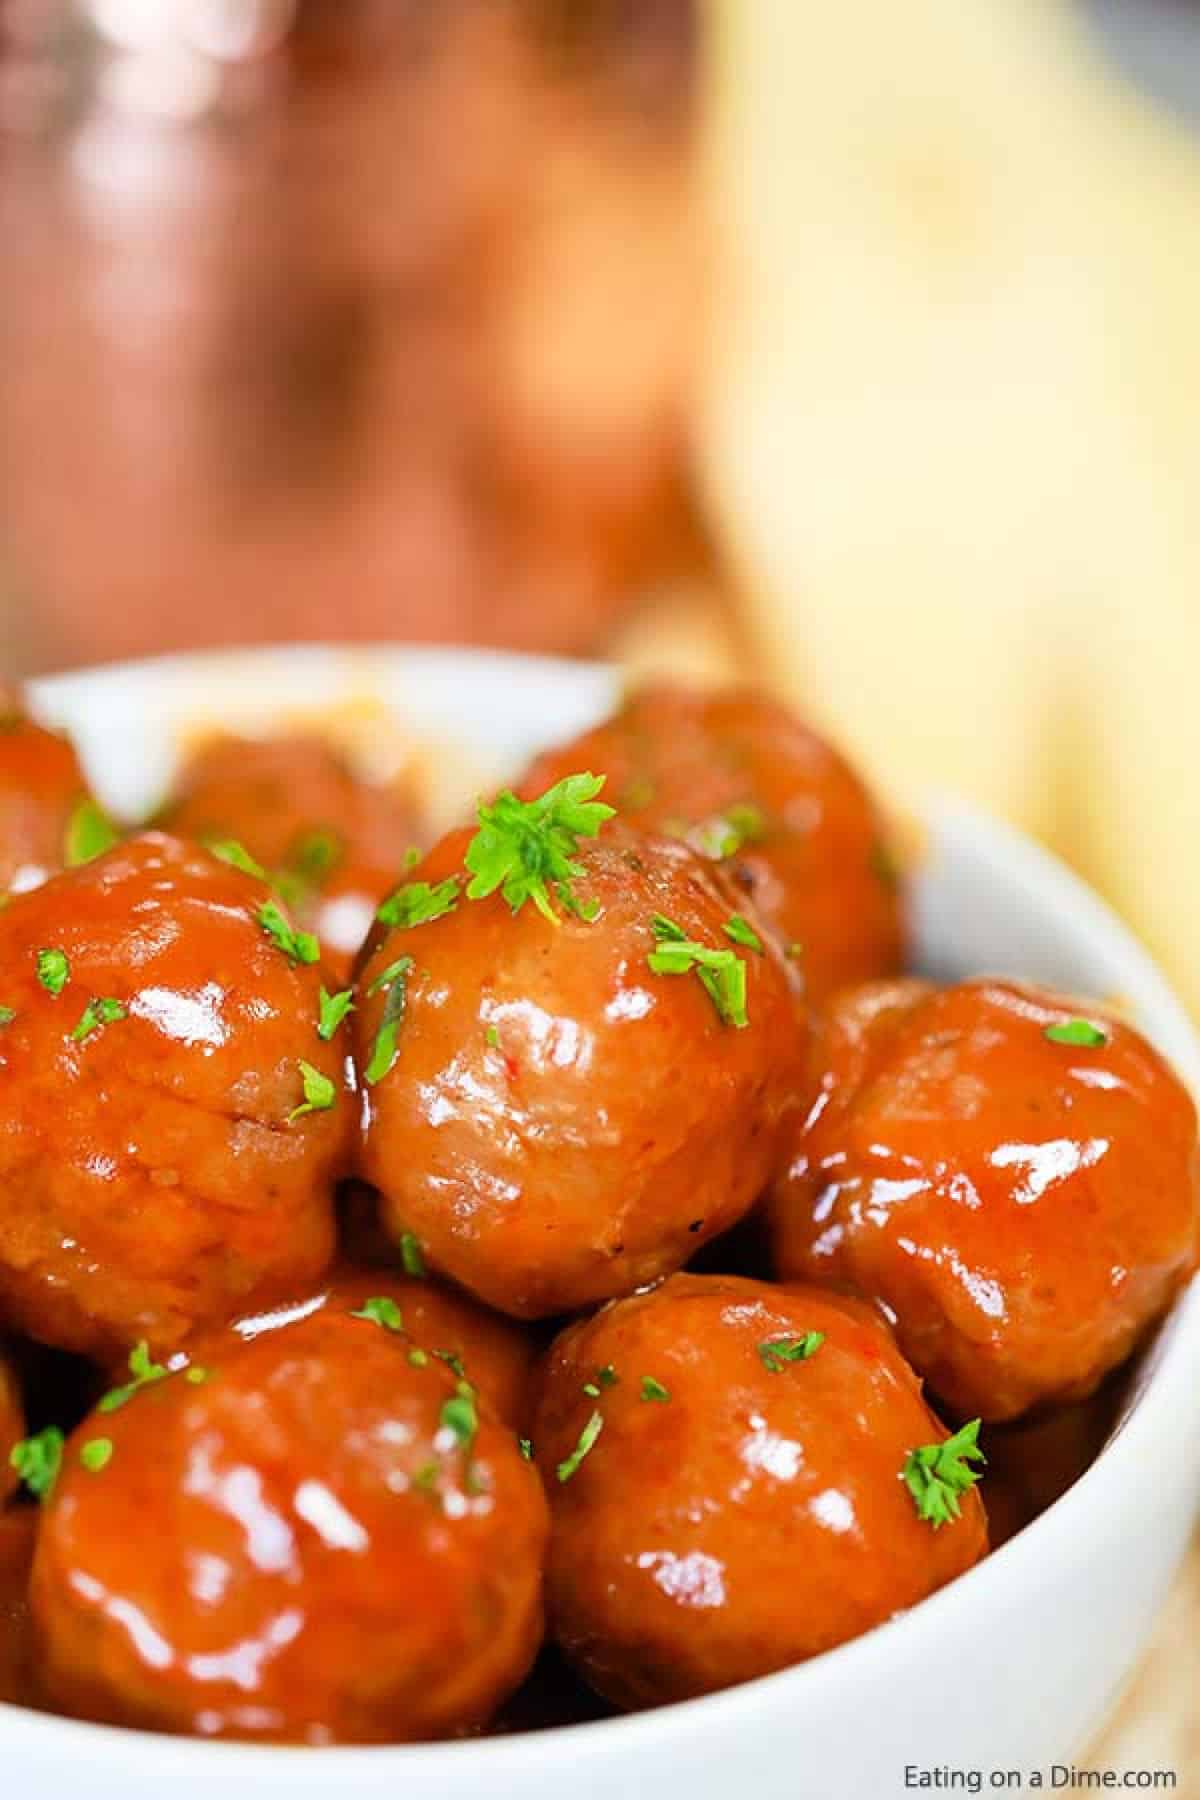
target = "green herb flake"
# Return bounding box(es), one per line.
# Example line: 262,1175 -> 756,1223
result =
640,1376 -> 670,1403
758,1332 -> 825,1373
1044,1018 -> 1109,1049
518,1436 -> 533,1461
433,1349 -> 467,1379
376,877 -> 460,931
185,1366 -> 210,1386
0,1006 -> 15,1029
556,1409 -> 604,1483
464,774 -> 614,924
289,828 -> 343,883
412,1460 -> 440,1492
351,1295 -> 404,1333
256,898 -> 320,966
647,914 -> 749,1029
80,1438 -> 113,1473
289,1059 -> 336,1121
317,986 -> 354,1042
724,914 -> 763,953
70,996 -> 127,1044
400,1232 -> 426,1279
902,1419 -> 985,1529
485,1024 -> 501,1048
36,948 -> 70,997
9,1426 -> 64,1500
581,1364 -> 618,1400
98,1339 -> 170,1414
205,838 -> 269,882
364,956 -> 414,1087
439,1390 -> 479,1456
64,797 -> 119,867
408,1347 -> 429,1368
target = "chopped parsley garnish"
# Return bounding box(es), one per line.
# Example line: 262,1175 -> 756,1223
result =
206,838 -> 269,881
185,1365 -> 209,1385
98,1339 -> 170,1414
758,1332 -> 825,1372
412,1460 -> 440,1492
408,1347 -> 429,1367
647,914 -> 748,1028
257,899 -> 320,966
485,1024 -> 501,1048
902,1419 -> 985,1529
364,955 -> 414,1086
376,877 -> 459,930
64,797 -> 119,867
1044,1018 -> 1109,1048
556,1409 -> 603,1483
640,1376 -> 670,1403
582,1364 -> 618,1398
289,1060 -> 336,1121
440,1386 -> 479,1455
80,1438 -> 113,1473
686,802 -> 768,861
36,948 -> 70,996
317,986 -> 354,1041
464,774 -> 613,924
0,1006 -> 14,1029
9,1426 -> 64,1499
350,1295 -> 404,1332
400,1232 -> 426,1278
289,828 -> 342,882
518,1436 -> 533,1461
433,1349 -> 467,1379
70,996 -> 127,1044
724,914 -> 763,952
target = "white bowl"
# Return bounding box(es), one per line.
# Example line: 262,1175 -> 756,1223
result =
7,644 -> 1200,1800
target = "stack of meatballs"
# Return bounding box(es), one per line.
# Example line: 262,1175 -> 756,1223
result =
0,682 -> 1196,1744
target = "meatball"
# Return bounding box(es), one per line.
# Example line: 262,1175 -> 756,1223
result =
0,692 -> 116,896
355,803 -> 807,1318
534,1273 -> 987,1709
30,1308 -> 547,1743
163,732 -> 424,979
0,833 -> 346,1360
768,978 -> 1200,1420
229,1266 -> 540,1431
0,1350 -> 24,1498
519,685 -> 904,1003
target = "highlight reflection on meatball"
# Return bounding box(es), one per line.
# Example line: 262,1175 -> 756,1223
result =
163,732 -> 424,979
0,692 -> 116,897
519,685 -> 904,1004
768,978 -> 1200,1421
0,834 -> 346,1360
30,1308 -> 548,1742
534,1274 -> 987,1709
356,787 -> 807,1319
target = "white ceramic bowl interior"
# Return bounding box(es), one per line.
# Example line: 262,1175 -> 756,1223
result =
4,644 -> 1199,1800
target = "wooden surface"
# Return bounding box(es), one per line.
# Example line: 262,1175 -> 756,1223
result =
1086,1531 -> 1200,1788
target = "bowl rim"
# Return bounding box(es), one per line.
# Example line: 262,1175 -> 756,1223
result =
4,643 -> 1199,1777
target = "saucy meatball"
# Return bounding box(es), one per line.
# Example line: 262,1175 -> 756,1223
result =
30,1308 -> 547,1743
534,1273 -> 987,1709
0,834 -> 346,1360
519,685 -> 904,1003
0,691 -> 116,897
768,978 -> 1200,1420
230,1266 -> 540,1431
163,732 -> 424,979
356,799 -> 806,1319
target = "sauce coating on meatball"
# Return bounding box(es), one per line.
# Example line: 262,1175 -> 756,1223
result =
163,732 -> 424,980
356,810 -> 807,1319
30,1308 -> 548,1742
534,1273 -> 987,1708
0,834 -> 347,1359
519,685 -> 904,1004
768,978 -> 1200,1420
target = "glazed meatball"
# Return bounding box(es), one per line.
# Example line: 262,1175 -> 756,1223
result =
519,685 -> 904,1003
30,1309 -> 547,1743
0,691 -> 116,896
534,1274 -> 987,1708
356,806 -> 806,1318
0,1350 -> 23,1498
0,834 -> 346,1360
163,732 -> 424,979
768,978 -> 1200,1420
230,1266 -> 540,1431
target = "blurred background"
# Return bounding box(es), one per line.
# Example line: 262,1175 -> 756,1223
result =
3,0 -> 1200,1776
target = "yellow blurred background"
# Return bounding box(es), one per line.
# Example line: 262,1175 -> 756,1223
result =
2,0 -> 1199,1025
